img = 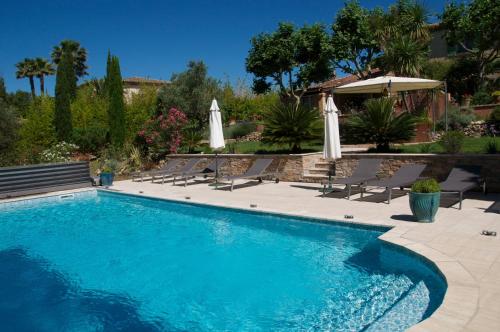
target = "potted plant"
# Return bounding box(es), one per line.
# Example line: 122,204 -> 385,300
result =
409,179 -> 441,222
99,159 -> 118,186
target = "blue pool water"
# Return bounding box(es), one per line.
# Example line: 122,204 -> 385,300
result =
0,190 -> 446,331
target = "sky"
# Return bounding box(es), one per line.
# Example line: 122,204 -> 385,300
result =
0,0 -> 447,94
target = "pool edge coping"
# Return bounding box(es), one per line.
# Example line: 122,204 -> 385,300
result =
0,187 -> 477,331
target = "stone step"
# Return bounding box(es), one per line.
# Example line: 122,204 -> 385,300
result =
302,174 -> 328,183
313,162 -> 333,169
308,168 -> 330,175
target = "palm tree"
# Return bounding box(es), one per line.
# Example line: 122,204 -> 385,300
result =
346,97 -> 416,151
381,35 -> 428,77
33,58 -> 55,95
15,58 -> 37,98
51,40 -> 88,78
262,102 -> 323,152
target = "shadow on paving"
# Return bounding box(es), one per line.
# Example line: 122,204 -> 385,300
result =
0,248 -> 174,332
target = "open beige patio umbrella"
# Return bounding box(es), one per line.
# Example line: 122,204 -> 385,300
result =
209,98 -> 224,183
334,76 -> 441,95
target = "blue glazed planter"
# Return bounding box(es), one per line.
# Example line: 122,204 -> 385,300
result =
409,192 -> 440,222
100,172 -> 114,186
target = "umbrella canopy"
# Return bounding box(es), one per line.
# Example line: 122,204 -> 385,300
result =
323,96 -> 342,160
334,76 -> 442,94
209,99 -> 225,150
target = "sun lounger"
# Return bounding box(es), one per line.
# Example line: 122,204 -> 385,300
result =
440,165 -> 485,210
322,159 -> 383,199
131,159 -> 182,182
220,158 -> 279,191
150,158 -> 204,184
173,158 -> 228,187
364,164 -> 426,203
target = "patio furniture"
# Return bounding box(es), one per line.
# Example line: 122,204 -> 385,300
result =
219,158 -> 279,191
131,159 -> 182,182
440,165 -> 485,210
173,158 -> 228,187
151,158 -> 203,184
322,159 -> 383,199
364,164 -> 427,203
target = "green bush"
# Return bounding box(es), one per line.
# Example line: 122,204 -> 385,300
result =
471,89 -> 494,106
484,138 -> 500,154
224,121 -> 257,139
72,126 -> 107,153
437,107 -> 476,131
489,106 -> 500,124
411,179 -> 441,193
345,97 -> 417,152
261,102 -> 322,152
439,131 -> 465,154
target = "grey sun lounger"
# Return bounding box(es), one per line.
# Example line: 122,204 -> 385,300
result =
440,165 -> 485,210
131,159 -> 182,182
151,158 -> 203,184
173,158 -> 228,187
364,164 -> 426,203
322,159 -> 382,199
220,158 -> 279,191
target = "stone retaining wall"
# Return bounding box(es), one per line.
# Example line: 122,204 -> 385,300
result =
166,153 -> 322,182
166,153 -> 500,192
336,154 -> 500,192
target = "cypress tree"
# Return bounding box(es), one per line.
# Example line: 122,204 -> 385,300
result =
105,54 -> 125,147
54,50 -> 76,141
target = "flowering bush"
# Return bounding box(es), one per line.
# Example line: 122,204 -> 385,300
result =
137,107 -> 188,159
40,141 -> 79,163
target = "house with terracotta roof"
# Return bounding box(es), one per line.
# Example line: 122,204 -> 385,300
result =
123,77 -> 169,102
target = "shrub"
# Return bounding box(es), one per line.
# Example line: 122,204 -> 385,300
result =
437,107 -> 476,131
182,121 -> 203,153
72,126 -> 107,153
261,103 -> 322,152
438,131 -> 465,154
39,141 -> 79,163
345,97 -> 417,152
419,144 -> 433,153
411,179 -> 441,193
471,89 -> 494,106
484,139 -> 500,154
136,107 -> 188,160
224,121 -> 257,139
489,106 -> 500,124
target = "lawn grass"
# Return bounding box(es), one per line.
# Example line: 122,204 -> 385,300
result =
398,137 -> 500,154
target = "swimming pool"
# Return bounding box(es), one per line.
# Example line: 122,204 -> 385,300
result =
0,190 -> 445,331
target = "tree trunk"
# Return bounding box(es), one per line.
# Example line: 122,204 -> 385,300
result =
39,75 -> 45,95
29,76 -> 36,98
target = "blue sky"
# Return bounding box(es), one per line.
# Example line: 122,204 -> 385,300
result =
0,0 -> 446,94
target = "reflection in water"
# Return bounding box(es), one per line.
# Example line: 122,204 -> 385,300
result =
0,248 -> 170,332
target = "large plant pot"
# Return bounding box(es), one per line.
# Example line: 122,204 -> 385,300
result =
409,192 -> 440,222
100,172 -> 114,186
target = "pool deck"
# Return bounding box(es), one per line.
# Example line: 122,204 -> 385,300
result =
3,179 -> 500,331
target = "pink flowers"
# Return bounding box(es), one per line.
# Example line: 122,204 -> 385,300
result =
137,107 -> 188,154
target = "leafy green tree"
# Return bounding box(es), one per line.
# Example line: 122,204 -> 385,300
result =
51,40 -> 88,78
261,103 -> 322,152
71,84 -> 108,152
422,58 -> 455,81
18,96 -> 56,162
0,98 -> 19,166
380,34 -> 428,76
246,22 -> 333,108
0,77 -> 7,101
157,60 -> 221,130
33,58 -> 55,95
346,97 -> 416,151
105,54 -> 126,146
441,0 -> 499,81
54,50 -> 76,141
125,84 -> 157,143
4,91 -> 32,117
331,1 -> 381,79
15,58 -> 37,98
